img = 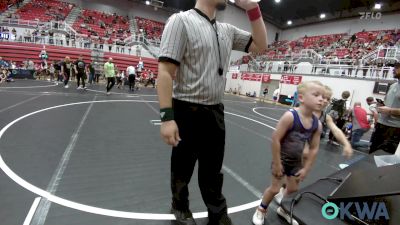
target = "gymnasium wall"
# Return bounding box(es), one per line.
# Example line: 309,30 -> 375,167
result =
225,72 -> 390,110
217,5 -> 280,45
281,12 -> 400,41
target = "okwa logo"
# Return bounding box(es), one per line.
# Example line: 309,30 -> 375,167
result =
322,202 -> 390,221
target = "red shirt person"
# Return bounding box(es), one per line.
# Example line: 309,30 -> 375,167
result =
351,102 -> 371,149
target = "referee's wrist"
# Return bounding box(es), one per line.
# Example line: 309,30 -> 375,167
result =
160,108 -> 174,122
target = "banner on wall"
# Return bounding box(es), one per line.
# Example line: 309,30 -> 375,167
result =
280,75 -> 302,85
232,73 -> 239,79
262,74 -> 271,83
239,73 -> 270,82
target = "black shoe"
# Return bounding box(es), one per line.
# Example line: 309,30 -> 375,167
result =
207,214 -> 233,225
171,208 -> 197,225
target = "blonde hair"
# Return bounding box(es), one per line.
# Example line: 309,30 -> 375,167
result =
324,85 -> 333,98
297,80 -> 324,95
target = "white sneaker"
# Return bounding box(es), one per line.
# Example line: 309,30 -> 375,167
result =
274,187 -> 285,205
77,86 -> 82,90
276,207 -> 299,225
339,164 -> 349,169
64,85 -> 69,88
252,208 -> 266,225
83,87 -> 87,90
106,92 -> 111,96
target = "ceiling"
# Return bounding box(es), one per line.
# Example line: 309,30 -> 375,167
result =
157,0 -> 400,29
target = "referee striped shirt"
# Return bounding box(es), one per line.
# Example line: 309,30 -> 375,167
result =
159,8 -> 252,105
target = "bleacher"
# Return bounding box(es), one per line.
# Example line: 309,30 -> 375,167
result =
72,9 -> 129,39
0,2 -> 9,13
0,42 -> 91,65
135,17 -> 164,40
0,0 -> 21,13
16,0 -> 73,22
253,29 -> 399,61
103,52 -> 158,74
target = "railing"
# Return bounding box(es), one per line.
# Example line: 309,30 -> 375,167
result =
243,62 -> 396,80
124,33 -> 160,47
0,35 -> 147,57
362,47 -> 399,64
0,18 -> 77,37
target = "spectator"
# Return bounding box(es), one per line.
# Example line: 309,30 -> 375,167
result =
261,87 -> 268,102
327,91 -> 351,145
272,88 -> 280,104
0,56 -> 9,68
136,45 -> 141,56
350,102 -> 371,150
366,97 -> 379,125
370,62 -> 400,154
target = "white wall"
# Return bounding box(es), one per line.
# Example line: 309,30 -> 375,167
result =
218,5 -> 279,45
281,12 -> 400,41
226,72 -> 389,109
217,5 -> 280,64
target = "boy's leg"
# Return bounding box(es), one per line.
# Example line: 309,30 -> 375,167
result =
261,175 -> 285,206
275,176 -> 300,225
252,175 -> 285,225
285,176 -> 300,194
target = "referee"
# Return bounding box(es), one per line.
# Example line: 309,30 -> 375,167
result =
157,0 -> 267,224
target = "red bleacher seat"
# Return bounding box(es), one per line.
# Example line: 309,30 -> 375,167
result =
135,16 -> 164,40
16,0 -> 74,22
72,9 -> 129,40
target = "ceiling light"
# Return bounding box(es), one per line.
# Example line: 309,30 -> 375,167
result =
145,0 -> 150,5
229,0 -> 235,3
287,20 -> 292,25
320,13 -> 326,19
275,0 -> 281,3
374,3 -> 381,9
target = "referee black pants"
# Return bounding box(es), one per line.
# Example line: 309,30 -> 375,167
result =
128,74 -> 135,90
76,73 -> 85,88
171,99 -> 227,219
106,77 -> 115,92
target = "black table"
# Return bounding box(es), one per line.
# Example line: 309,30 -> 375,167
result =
8,69 -> 36,79
281,152 -> 400,225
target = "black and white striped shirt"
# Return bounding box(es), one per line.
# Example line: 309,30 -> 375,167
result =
159,9 -> 252,105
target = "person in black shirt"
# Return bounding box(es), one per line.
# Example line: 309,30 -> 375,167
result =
53,60 -> 62,83
74,55 -> 86,90
87,62 -> 95,85
61,56 -> 72,88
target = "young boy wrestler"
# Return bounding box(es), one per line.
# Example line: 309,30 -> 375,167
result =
252,81 -> 325,225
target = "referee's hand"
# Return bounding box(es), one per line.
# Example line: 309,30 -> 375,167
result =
160,120 -> 181,147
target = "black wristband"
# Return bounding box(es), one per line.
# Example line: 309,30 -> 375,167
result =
160,108 -> 174,122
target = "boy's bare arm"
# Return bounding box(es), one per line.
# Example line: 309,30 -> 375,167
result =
271,111 -> 294,162
271,111 -> 293,178
303,122 -> 322,171
326,115 -> 353,158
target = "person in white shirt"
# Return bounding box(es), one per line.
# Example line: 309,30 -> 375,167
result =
126,65 -> 136,92
273,88 -> 280,104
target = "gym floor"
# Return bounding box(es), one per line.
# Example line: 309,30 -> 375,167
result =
0,80 -> 368,225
